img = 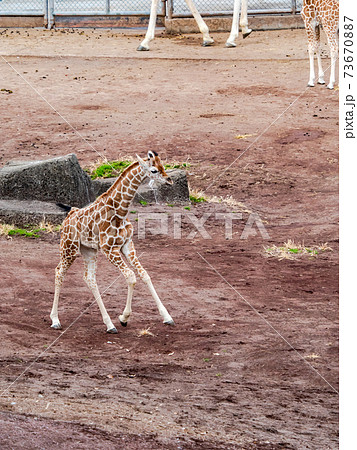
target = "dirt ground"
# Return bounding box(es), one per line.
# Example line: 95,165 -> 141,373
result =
0,28 -> 338,448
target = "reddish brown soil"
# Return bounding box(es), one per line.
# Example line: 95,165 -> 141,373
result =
0,28 -> 338,448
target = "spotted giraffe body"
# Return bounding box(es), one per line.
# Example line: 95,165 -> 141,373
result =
50,152 -> 175,333
301,0 -> 339,89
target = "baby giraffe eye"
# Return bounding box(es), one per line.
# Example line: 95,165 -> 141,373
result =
150,168 -> 159,174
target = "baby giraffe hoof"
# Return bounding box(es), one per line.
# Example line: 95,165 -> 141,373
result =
225,41 -> 237,48
107,327 -> 118,334
164,319 -> 175,326
51,323 -> 62,330
120,320 -> 128,327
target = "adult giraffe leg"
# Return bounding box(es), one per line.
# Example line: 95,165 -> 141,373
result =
184,0 -> 214,47
122,240 -> 174,325
81,245 -> 117,333
137,0 -> 161,51
240,0 -> 252,38
226,0 -> 242,47
50,252 -> 76,330
102,247 -> 137,327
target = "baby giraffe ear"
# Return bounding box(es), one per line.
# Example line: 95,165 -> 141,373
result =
147,151 -> 158,165
136,154 -> 149,170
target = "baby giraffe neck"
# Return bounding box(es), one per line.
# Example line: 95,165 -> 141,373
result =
107,163 -> 147,217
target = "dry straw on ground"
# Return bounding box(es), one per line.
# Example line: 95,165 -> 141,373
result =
138,328 -> 155,337
264,240 -> 332,260
0,224 -> 15,235
189,188 -> 254,214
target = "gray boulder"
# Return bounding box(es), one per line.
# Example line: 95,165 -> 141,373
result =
92,169 -> 189,204
0,153 -> 95,208
0,200 -> 67,227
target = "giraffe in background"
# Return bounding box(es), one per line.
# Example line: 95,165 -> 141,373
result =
301,0 -> 339,89
137,0 -> 251,51
50,152 -> 175,333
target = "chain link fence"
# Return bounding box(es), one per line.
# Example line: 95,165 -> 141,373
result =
0,0 -> 45,15
0,0 -> 303,24
0,0 -> 158,15
52,0 -> 156,14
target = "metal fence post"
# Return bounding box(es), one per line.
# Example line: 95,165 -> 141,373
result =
167,0 -> 173,19
44,0 -> 48,27
161,0 -> 167,18
47,0 -> 54,28
292,0 -> 296,14
105,0 -> 110,14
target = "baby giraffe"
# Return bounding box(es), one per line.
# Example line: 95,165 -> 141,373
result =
301,0 -> 339,89
50,151 -> 175,333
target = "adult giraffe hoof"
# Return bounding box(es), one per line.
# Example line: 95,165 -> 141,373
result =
51,323 -> 62,330
318,80 -> 326,85
107,327 -> 118,334
137,45 -> 149,51
243,29 -> 252,39
164,319 -> 175,326
225,41 -> 236,48
202,40 -> 214,47
120,320 -> 128,327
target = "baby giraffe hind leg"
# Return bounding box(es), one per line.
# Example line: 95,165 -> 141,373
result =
50,252 -> 77,330
122,240 -> 174,326
324,27 -> 339,89
81,245 -> 118,333
305,20 -> 321,87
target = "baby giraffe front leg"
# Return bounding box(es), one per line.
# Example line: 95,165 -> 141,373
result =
122,241 -> 174,325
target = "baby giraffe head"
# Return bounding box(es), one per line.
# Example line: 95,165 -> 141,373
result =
136,151 -> 173,185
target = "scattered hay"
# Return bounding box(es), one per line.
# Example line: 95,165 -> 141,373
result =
305,353 -> 320,359
235,133 -> 254,139
164,157 -> 191,171
264,240 -> 332,260
38,221 -> 60,233
189,189 -> 207,204
189,190 -> 258,216
85,155 -> 136,179
0,222 -> 61,238
138,328 -> 155,337
0,224 -> 15,235
207,195 -> 254,214
86,156 -> 190,180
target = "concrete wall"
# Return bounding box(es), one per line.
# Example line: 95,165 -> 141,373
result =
53,15 -> 164,29
165,14 -> 304,34
0,16 -> 44,27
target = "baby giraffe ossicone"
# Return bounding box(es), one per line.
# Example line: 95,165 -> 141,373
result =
50,151 -> 174,333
